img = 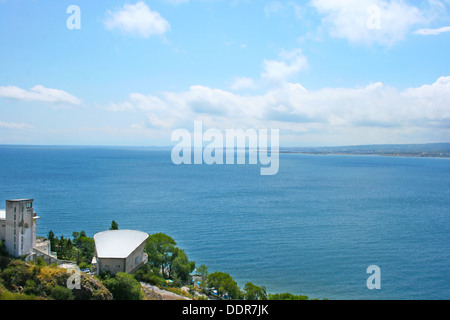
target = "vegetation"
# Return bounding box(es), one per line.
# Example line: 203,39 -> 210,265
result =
0,258 -> 111,300
0,221 -> 319,300
110,220 -> 119,230
144,233 -> 195,283
0,241 -> 8,257
133,264 -> 165,286
244,282 -> 267,300
103,272 -> 143,300
207,272 -> 241,299
48,230 -> 94,266
268,292 -> 309,300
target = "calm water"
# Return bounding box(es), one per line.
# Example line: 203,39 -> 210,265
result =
0,146 -> 449,300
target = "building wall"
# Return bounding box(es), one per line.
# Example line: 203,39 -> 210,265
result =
98,257 -> 126,275
125,240 -> 147,274
4,200 -> 37,257
95,239 -> 147,275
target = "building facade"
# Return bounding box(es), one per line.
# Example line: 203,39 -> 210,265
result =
0,199 -> 57,264
92,230 -> 149,275
0,199 -> 39,257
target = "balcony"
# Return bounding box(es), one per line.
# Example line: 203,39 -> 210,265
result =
143,253 -> 148,265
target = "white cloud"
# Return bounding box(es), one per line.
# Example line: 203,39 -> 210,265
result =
0,85 -> 81,105
106,101 -> 134,112
413,25 -> 450,35
231,77 -> 258,91
107,76 -> 450,144
0,121 -> 34,130
261,48 -> 308,84
310,0 -> 426,46
104,1 -> 170,38
264,1 -> 285,15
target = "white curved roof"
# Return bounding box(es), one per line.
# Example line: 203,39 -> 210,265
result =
94,230 -> 149,259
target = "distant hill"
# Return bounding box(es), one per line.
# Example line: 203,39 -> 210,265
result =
281,143 -> 450,158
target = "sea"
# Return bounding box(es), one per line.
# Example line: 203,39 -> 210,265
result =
0,145 -> 449,300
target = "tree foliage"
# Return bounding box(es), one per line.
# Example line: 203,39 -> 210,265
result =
0,241 -> 8,257
145,233 -> 195,282
244,282 -> 267,300
48,230 -> 94,265
103,272 -> 143,300
207,271 -> 241,299
110,220 -> 119,230
268,292 -> 309,300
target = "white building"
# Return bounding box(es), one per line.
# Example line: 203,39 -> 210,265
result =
0,199 -> 39,257
92,230 -> 149,275
0,199 -> 56,263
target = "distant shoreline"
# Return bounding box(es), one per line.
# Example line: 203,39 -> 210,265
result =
279,151 -> 450,158
1,143 -> 450,159
277,142 -> 450,159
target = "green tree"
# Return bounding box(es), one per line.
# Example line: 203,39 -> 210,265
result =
133,264 -> 165,286
104,273 -> 143,300
196,264 -> 209,289
244,282 -> 267,300
145,233 -> 177,278
145,233 -> 195,282
197,264 -> 209,277
1,260 -> 34,290
0,241 -> 8,257
207,272 -> 241,299
171,247 -> 195,282
110,220 -> 119,230
268,292 -> 309,300
72,232 -> 95,265
49,285 -> 75,300
47,230 -> 56,252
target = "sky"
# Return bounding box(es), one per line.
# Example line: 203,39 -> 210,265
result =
0,0 -> 449,147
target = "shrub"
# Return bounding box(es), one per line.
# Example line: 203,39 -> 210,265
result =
49,285 -> 75,300
104,273 -> 143,300
268,292 -> 309,300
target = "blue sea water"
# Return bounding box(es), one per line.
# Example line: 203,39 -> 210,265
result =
0,145 -> 449,300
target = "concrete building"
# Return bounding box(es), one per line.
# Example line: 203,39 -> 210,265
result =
0,199 -> 39,257
92,230 -> 149,275
0,199 -> 56,263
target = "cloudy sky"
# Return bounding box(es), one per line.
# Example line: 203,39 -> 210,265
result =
0,0 -> 449,146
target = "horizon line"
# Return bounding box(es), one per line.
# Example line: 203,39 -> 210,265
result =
1,142 -> 450,149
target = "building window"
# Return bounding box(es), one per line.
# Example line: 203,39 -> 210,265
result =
135,256 -> 140,265
105,265 -> 110,268
115,265 -> 121,269
26,203 -> 31,208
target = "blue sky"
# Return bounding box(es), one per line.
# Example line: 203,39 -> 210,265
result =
0,0 -> 449,146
